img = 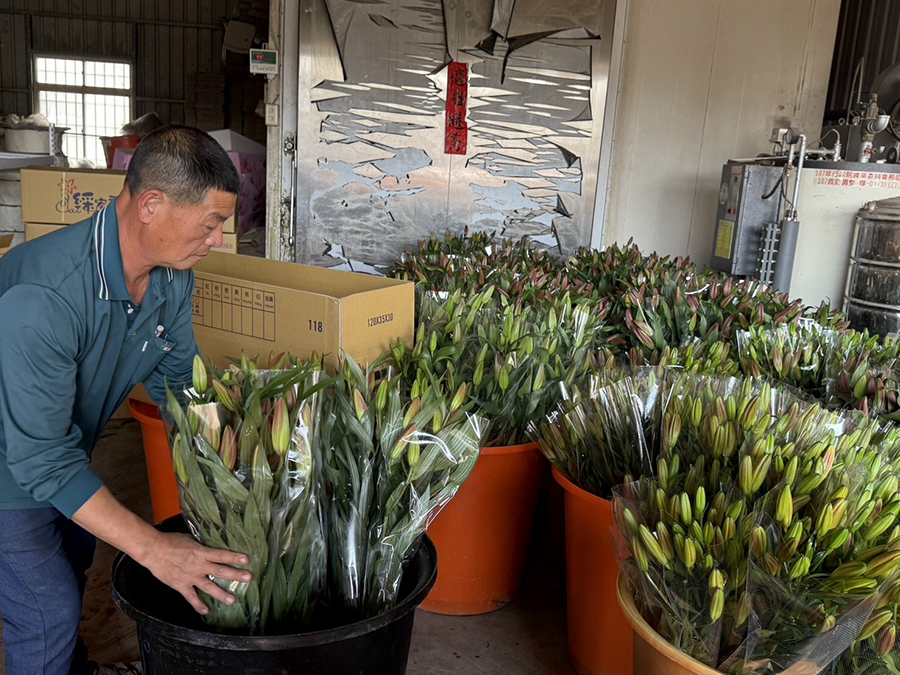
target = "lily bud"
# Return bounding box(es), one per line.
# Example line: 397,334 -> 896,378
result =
499,365 -> 511,391
353,389 -> 368,422
200,418 -> 220,452
750,526 -> 768,558
404,398 -> 421,427
284,386 -> 298,413
776,484 -> 793,529
188,408 -> 200,437
532,364 -> 546,393
212,379 -> 238,412
450,383 -> 468,412
432,408 -> 443,433
272,398 -> 290,455
220,426 -> 237,471
376,379 -> 390,412
877,624 -> 897,657
192,355 -> 207,394
860,609 -> 894,642
391,425 -> 416,460
407,442 -> 421,467
172,435 -> 189,484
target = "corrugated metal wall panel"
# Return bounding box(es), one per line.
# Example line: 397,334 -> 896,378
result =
826,0 -> 900,117
0,0 -> 239,130
0,9 -> 29,115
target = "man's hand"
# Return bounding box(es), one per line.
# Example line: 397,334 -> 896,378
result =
139,531 -> 251,614
73,487 -> 251,614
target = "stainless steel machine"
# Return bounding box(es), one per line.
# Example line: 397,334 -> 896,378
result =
709,127 -> 900,309
710,128 -> 834,296
710,163 -> 782,277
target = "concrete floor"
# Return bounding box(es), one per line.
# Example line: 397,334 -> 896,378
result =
0,420 -> 576,674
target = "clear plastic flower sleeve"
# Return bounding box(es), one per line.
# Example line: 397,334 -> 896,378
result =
322,354 -> 487,617
165,361 -> 327,634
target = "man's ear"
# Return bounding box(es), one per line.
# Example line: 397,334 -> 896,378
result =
136,189 -> 167,225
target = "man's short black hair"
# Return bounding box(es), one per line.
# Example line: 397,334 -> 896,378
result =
124,125 -> 241,205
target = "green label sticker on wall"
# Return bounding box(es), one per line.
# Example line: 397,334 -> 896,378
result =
715,220 -> 734,259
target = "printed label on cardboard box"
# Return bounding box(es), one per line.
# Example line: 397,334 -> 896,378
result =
190,253 -> 414,373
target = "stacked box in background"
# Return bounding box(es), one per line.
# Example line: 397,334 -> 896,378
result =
20,167 -> 236,250
0,233 -> 13,257
21,167 -> 125,232
0,169 -> 25,248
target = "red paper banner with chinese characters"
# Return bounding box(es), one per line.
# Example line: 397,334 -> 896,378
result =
445,62 -> 468,155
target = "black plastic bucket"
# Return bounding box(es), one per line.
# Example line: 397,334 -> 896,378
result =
111,517 -> 437,675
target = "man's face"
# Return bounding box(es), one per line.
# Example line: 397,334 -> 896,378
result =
143,189 -> 236,269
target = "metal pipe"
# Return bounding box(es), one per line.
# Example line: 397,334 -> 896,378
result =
846,297 -> 900,311
729,155 -> 788,162
790,134 -> 807,219
857,58 -> 867,114
851,257 -> 900,269
805,148 -> 839,157
848,57 -> 866,123
773,218 -> 800,294
731,135 -> 836,166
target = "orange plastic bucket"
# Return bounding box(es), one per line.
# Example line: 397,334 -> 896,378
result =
128,398 -> 181,523
548,471 -> 566,564
554,467 -> 633,675
617,575 -> 718,675
421,442 -> 545,615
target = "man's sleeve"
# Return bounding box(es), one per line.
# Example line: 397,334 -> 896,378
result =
0,284 -> 103,517
143,271 -> 200,405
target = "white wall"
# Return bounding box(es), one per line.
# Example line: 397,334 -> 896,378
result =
603,0 -> 841,263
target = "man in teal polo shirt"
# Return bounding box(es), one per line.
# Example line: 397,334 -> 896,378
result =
0,125 -> 251,675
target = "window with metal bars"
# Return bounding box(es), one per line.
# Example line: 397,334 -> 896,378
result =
33,56 -> 133,166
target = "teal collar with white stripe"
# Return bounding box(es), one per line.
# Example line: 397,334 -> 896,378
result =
92,199 -> 174,303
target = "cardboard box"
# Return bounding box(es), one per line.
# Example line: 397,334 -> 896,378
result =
22,167 -> 126,225
116,256 -> 412,418
218,232 -> 238,254
192,253 -> 415,372
25,223 -> 64,241
0,233 -> 13,257
21,166 -> 236,233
